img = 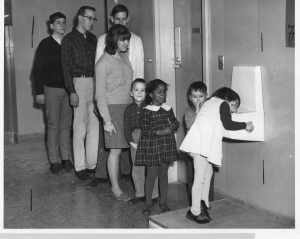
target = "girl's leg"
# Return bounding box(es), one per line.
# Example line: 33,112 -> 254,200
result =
191,154 -> 209,215
107,148 -> 122,196
145,166 -> 159,206
158,163 -> 169,205
201,163 -> 213,207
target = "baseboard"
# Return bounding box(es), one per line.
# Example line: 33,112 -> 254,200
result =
17,133 -> 45,143
4,132 -> 18,144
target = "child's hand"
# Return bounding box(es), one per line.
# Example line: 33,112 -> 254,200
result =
155,127 -> 172,136
195,103 -> 201,113
245,121 -> 254,133
130,142 -> 137,150
162,127 -> 172,135
104,121 -> 117,136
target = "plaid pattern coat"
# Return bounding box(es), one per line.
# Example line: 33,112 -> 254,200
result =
135,104 -> 180,166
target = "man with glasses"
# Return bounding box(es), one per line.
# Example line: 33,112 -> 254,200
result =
86,4 -> 144,188
61,6 -> 99,180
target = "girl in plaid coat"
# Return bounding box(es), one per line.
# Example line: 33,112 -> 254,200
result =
135,79 -> 180,215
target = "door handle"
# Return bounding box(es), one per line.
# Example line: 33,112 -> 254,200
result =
174,26 -> 182,67
147,58 -> 153,63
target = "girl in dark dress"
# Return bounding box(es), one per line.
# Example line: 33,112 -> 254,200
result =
135,79 -> 180,215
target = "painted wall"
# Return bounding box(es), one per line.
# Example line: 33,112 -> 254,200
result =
11,0 -> 105,136
210,0 -> 294,218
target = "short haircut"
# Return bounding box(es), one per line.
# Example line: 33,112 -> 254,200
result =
210,87 -> 241,107
131,78 -> 146,91
73,6 -> 96,28
49,12 -> 66,24
187,81 -> 207,96
105,24 -> 131,55
187,81 -> 207,108
111,4 -> 129,17
145,79 -> 168,105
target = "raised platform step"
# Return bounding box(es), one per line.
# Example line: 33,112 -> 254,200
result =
149,199 -> 294,228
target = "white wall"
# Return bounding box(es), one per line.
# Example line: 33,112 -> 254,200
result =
210,0 -> 294,218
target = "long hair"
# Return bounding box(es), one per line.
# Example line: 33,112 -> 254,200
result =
145,79 -> 168,105
210,87 -> 241,107
104,24 -> 131,55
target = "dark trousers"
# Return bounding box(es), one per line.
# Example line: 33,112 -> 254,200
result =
94,119 -> 131,179
145,163 -> 169,206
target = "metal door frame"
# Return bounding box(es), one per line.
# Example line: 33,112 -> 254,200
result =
4,0 -> 18,143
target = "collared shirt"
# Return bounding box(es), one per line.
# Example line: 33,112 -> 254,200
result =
61,28 -> 97,94
52,34 -> 62,45
144,103 -> 172,112
95,32 -> 144,80
123,101 -> 146,143
141,104 -> 180,137
135,105 -> 180,166
33,36 -> 65,95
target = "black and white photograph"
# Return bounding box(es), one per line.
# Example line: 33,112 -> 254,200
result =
1,0 -> 298,237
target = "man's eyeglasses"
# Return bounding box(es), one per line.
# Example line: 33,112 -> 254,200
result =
82,15 -> 97,22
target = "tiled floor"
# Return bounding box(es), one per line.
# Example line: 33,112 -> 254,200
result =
149,198 -> 294,228
4,141 -> 295,229
4,141 -> 190,228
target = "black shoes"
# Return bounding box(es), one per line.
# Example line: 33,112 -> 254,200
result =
186,210 -> 210,224
159,203 -> 171,213
128,196 -> 146,205
50,160 -> 73,174
143,205 -> 152,215
129,196 -> 158,205
201,200 -> 212,221
61,160 -> 73,172
85,178 -> 108,188
76,169 -> 91,180
86,168 -> 96,174
49,163 -> 61,174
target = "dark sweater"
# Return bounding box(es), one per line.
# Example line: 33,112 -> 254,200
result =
33,36 -> 65,95
123,101 -> 146,144
220,101 -> 246,130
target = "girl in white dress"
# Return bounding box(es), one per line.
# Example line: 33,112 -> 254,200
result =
180,87 -> 254,224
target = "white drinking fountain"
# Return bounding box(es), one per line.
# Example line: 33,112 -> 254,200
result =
224,65 -> 264,141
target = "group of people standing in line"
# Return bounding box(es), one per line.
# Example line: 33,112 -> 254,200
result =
33,4 -> 254,223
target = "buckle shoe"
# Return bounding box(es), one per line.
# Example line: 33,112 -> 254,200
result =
185,210 -> 210,224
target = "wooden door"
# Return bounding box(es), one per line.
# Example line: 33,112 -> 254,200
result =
107,0 -> 155,81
